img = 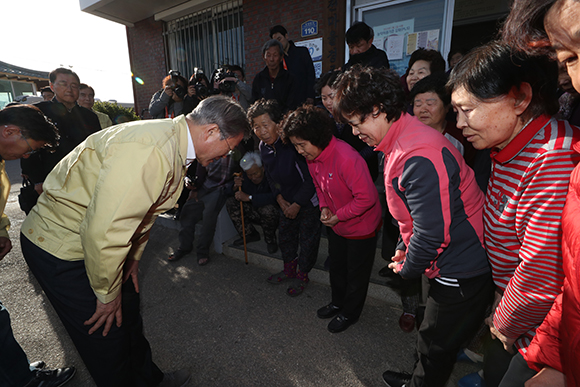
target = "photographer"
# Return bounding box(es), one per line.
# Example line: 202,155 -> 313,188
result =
187,68 -> 211,103
148,71 -> 190,118
212,65 -> 252,111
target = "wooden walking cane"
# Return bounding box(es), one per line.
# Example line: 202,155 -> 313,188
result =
234,172 -> 248,264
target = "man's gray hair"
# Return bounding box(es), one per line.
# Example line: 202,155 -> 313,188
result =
262,39 -> 284,57
239,151 -> 262,171
187,95 -> 251,139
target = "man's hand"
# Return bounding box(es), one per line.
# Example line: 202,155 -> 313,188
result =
188,190 -> 198,202
525,367 -> 565,387
0,237 -> 12,260
187,85 -> 196,97
388,249 -> 406,274
284,203 -> 300,219
34,183 -> 43,196
84,293 -> 122,336
123,259 -> 139,293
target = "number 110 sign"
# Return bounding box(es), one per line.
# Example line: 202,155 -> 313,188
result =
301,20 -> 318,38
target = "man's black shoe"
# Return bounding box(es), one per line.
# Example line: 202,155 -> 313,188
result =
267,242 -> 278,254
327,314 -> 358,333
29,361 -> 45,370
24,366 -> 76,387
233,233 -> 260,246
382,370 -> 412,387
317,303 -> 342,319
168,249 -> 191,262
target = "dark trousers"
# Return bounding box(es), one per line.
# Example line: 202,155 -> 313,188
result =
410,273 -> 494,387
327,227 -> 377,320
278,206 -> 321,272
225,198 -> 278,244
178,187 -> 227,258
483,338 -> 537,387
21,234 -> 164,387
0,301 -> 33,386
498,352 -> 537,387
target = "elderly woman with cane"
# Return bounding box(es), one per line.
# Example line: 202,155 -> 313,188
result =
247,99 -> 321,297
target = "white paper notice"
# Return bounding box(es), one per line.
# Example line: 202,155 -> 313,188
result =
386,35 -> 404,60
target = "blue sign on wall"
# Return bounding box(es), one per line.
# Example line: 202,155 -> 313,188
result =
301,20 -> 318,38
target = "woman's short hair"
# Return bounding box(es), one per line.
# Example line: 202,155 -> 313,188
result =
239,151 -> 262,171
0,104 -> 59,148
247,99 -> 284,124
282,105 -> 334,150
447,41 -> 559,119
409,74 -> 451,106
315,70 -> 340,96
333,65 -> 406,124
501,0 -> 558,57
408,48 -> 446,75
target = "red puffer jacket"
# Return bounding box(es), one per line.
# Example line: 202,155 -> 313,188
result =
524,142 -> 580,386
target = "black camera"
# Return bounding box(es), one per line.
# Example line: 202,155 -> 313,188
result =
213,67 -> 237,94
168,70 -> 187,100
189,69 -> 210,99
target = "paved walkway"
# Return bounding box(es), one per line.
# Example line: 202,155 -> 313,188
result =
0,160 -> 476,386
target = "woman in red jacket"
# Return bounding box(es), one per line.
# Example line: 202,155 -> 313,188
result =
282,105 -> 382,333
502,0 -> 580,386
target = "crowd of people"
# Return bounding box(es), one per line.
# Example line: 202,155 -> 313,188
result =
1,3 -> 580,386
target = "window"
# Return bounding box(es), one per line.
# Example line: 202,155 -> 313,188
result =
353,0 -> 453,76
0,80 -> 13,110
164,0 -> 244,80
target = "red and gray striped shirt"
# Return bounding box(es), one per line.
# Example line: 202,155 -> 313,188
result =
485,115 -> 580,352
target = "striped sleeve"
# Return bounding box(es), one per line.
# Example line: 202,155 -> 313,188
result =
491,146 -> 577,346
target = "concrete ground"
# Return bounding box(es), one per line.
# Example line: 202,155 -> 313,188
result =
0,159 -> 477,386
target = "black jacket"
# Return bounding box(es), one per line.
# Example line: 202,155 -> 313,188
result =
284,41 -> 316,104
252,67 -> 298,112
343,45 -> 390,71
22,99 -> 101,185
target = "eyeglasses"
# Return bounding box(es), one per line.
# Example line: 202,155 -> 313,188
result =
224,136 -> 235,157
22,136 -> 38,156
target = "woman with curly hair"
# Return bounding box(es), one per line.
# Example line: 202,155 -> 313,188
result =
333,65 -> 492,387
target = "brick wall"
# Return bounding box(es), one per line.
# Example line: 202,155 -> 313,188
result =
243,0 -> 326,84
126,16 -> 167,118
125,1 -> 347,112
